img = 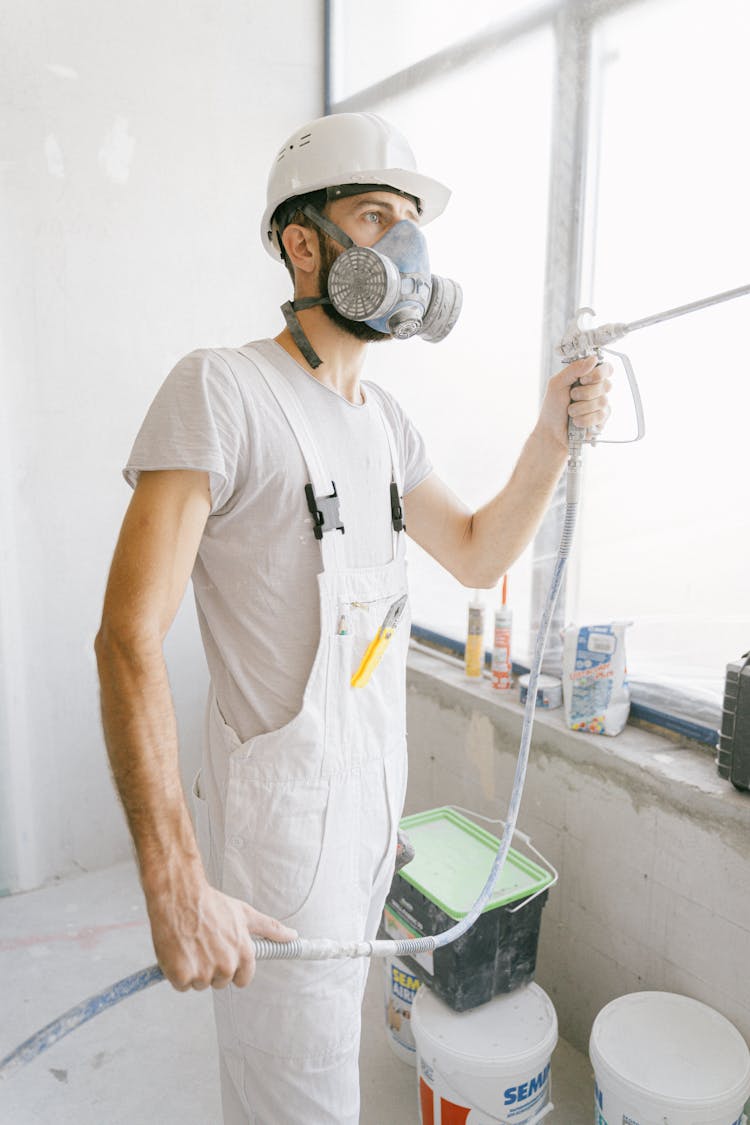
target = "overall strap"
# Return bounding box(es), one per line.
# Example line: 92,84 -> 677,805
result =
238,345 -> 345,572
366,384 -> 408,563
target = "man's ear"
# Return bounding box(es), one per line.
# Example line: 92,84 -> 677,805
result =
281,223 -> 319,277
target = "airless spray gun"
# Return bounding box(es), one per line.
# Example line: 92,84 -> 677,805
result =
2,282 -> 750,1082
559,281 -> 750,450
559,283 -> 750,524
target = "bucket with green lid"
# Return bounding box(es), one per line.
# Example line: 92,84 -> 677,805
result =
381,806 -> 557,1012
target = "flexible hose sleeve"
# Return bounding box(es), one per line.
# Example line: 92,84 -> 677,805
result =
0,964 -> 165,1082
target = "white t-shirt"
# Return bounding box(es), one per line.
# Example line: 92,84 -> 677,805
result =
124,338 -> 432,743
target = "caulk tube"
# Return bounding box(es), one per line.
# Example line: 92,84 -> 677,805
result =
491,575 -> 513,690
464,590 -> 485,680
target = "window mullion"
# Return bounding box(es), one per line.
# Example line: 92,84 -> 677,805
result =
531,1 -> 595,675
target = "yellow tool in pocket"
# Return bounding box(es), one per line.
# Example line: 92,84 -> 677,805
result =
351,594 -> 408,689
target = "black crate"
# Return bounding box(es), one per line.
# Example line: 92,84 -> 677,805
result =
718,652 -> 750,791
382,873 -> 549,1013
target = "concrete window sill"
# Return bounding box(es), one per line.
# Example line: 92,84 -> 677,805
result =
406,643 -> 749,833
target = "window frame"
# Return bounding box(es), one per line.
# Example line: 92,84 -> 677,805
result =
325,0 -> 723,751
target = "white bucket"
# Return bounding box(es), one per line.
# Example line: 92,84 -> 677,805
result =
383,953 -> 421,1066
412,983 -> 558,1124
590,992 -> 750,1125
518,673 -> 562,711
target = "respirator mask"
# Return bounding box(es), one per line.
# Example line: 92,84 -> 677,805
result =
280,201 -> 462,368
327,219 -> 462,342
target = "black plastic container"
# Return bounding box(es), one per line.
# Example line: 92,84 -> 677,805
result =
380,808 -> 554,1012
718,651 -> 750,791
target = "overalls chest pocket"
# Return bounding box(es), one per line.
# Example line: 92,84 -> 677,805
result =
334,592 -> 408,686
326,587 -> 410,767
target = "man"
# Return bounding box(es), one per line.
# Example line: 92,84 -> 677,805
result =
95,112 -> 610,1123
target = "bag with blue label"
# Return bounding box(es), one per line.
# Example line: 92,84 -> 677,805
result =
562,622 -> 632,736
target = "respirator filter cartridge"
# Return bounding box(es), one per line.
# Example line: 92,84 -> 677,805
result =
420,275 -> 462,343
327,245 -> 462,342
327,245 -> 402,324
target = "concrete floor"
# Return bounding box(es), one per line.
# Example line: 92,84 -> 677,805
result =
0,862 -> 595,1123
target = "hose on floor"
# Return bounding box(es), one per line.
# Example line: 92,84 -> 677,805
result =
0,964 -> 165,1082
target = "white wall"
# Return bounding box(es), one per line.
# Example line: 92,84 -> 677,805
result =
404,650 -> 750,1057
0,0 -> 323,893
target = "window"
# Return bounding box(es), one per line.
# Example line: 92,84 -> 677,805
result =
329,0 -> 750,742
329,10 -> 555,656
573,0 -> 750,719
328,0 -> 553,103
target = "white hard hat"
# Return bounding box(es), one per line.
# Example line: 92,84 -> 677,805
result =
261,112 -> 451,260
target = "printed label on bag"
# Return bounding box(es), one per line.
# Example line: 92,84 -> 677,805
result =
588,632 -> 616,654
562,623 -> 631,735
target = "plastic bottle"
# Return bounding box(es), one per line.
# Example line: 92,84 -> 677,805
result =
491,575 -> 513,691
464,591 -> 485,680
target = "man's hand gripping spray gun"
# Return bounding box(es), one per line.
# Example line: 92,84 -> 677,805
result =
559,307 -> 645,505
561,280 -> 750,466
3,285 -> 750,1083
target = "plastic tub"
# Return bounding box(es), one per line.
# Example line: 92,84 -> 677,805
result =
413,982 -> 558,1124
518,673 -> 562,710
383,952 -> 421,1066
383,807 -> 556,1011
590,991 -> 750,1125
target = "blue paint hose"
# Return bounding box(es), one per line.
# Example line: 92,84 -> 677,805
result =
0,964 -> 165,1082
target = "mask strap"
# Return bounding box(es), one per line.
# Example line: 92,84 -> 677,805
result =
300,204 -> 355,251
279,207 -> 353,370
280,300 -> 325,370
292,296 -> 331,311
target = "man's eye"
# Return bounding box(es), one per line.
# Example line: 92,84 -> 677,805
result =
363,211 -> 381,223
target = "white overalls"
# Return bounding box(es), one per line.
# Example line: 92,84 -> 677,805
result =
192,348 -> 410,1124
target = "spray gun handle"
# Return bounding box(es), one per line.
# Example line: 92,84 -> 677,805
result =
566,351 -> 604,450
566,347 -> 646,447
559,309 -> 609,451
557,308 -> 645,448
567,410 -> 591,448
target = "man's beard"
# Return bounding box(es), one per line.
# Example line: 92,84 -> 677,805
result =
316,234 -> 392,345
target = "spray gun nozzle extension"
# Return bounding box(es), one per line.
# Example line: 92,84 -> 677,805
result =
559,283 -> 750,363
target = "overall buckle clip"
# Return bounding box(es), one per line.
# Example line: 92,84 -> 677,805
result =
390,482 -> 406,533
305,482 -> 345,540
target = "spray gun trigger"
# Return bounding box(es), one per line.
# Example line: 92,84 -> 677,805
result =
593,345 -> 646,444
